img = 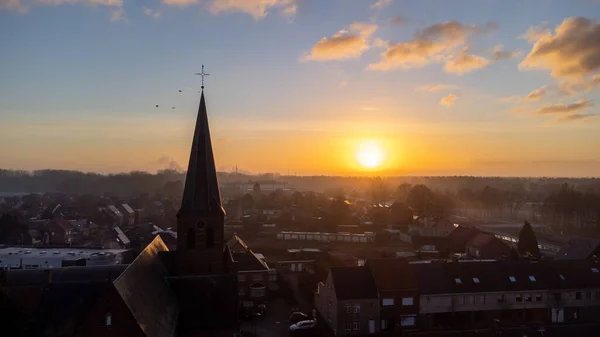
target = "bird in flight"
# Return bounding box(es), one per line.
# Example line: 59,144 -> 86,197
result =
155,105 -> 159,108
178,90 -> 182,92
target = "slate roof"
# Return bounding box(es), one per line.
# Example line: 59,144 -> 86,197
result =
227,235 -> 269,271
113,236 -> 179,337
330,266 -> 378,300
366,258 -> 417,291
555,237 -> 600,260
178,91 -> 224,217
539,259 -> 600,290
410,262 -> 452,295
448,226 -> 481,247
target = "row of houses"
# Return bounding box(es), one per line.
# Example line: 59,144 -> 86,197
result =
276,231 -> 376,243
315,258 -> 600,336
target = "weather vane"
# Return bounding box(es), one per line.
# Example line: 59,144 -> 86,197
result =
195,65 -> 210,90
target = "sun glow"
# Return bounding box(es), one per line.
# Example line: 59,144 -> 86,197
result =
356,140 -> 385,169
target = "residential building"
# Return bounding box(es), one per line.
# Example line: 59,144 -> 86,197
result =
315,266 -> 380,336
49,219 -> 75,245
465,233 -> 511,259
119,203 -> 136,226
366,258 -> 419,333
555,237 -> 600,260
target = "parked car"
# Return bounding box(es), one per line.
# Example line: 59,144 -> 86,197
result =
289,312 -> 309,324
289,319 -> 316,332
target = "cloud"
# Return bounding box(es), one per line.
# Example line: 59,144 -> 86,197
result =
391,16 -> 405,25
209,0 -> 297,20
532,99 -> 593,116
509,105 -> 530,115
520,17 -> 600,78
216,137 -> 231,143
520,23 -> 551,43
444,48 -> 490,75
556,113 -> 597,123
416,84 -> 458,92
161,0 -> 197,5
559,74 -> 600,96
416,21 -> 498,45
371,0 -> 392,10
339,81 -> 349,87
501,95 -> 522,103
369,21 -> 496,72
143,6 -> 161,18
1,0 -> 124,19
302,22 -> 378,61
491,45 -> 522,61
524,85 -> 549,101
440,94 -> 458,107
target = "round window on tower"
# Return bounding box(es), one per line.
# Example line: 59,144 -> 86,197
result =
196,220 -> 206,230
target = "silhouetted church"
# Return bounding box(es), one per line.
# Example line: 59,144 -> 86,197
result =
0,87 -> 239,337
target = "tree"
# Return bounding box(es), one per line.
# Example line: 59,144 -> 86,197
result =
406,185 -> 435,217
517,221 -> 541,258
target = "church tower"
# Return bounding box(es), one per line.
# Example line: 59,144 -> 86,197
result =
176,74 -> 225,275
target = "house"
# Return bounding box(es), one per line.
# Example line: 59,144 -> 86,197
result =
227,235 -> 276,309
447,226 -> 480,251
315,266 -> 380,336
465,233 -> 511,259
106,205 -> 124,227
555,237 -> 600,260
119,204 -> 136,227
366,258 -> 419,333
50,219 -> 74,245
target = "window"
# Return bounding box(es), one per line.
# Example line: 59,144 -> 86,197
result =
516,295 -> 522,302
455,278 -> 462,284
238,274 -> 246,282
457,296 -> 465,305
497,295 -> 505,303
380,319 -> 388,330
105,313 -> 112,327
476,295 -> 485,304
354,305 -> 361,313
473,277 -> 480,284
525,295 -> 532,302
400,316 -> 416,327
250,287 -> 265,298
529,276 -> 537,282
268,274 -> 277,282
252,274 -> 262,281
596,292 -> 600,300
466,295 -> 474,304
554,293 -> 562,302
353,322 -> 360,331
345,305 -> 352,313
382,298 -> 394,306
345,322 -> 352,331
586,292 -> 592,300
509,276 -> 516,283
536,294 -> 543,302
186,228 -> 196,250
576,292 -> 582,300
205,228 -> 214,248
401,297 -> 414,306
559,274 -> 565,280
592,268 -> 599,273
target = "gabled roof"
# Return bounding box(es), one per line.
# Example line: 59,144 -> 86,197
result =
226,234 -> 249,253
54,219 -> 73,232
366,258 -> 417,291
121,203 -> 135,214
113,236 -> 179,337
556,237 -> 600,260
466,233 -> 496,248
227,235 -> 269,271
330,266 -> 378,300
448,226 -> 480,246
178,91 -> 224,217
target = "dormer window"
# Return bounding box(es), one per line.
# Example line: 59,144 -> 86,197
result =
559,274 -> 565,280
509,276 -> 516,283
105,312 -> 112,327
529,276 -> 536,282
473,278 -> 480,284
592,268 -> 599,273
455,278 -> 462,284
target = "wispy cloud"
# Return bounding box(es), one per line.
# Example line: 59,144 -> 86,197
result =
532,99 -> 593,116
209,0 -> 297,20
491,45 -> 522,61
555,113 -> 597,123
444,48 -> 490,75
524,85 -> 549,102
302,22 -> 378,61
143,6 -> 161,18
371,0 -> 392,10
440,94 -> 458,107
1,0 -> 125,19
416,84 -> 458,92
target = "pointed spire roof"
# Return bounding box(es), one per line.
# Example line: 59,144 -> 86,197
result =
178,90 -> 224,217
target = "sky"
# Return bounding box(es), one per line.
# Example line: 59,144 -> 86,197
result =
1,0 -> 600,177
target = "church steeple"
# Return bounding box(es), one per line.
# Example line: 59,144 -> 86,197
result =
177,90 -> 224,217
176,67 -> 226,275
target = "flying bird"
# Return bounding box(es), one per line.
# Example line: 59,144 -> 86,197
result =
178,90 -> 182,92
172,107 -> 176,109
155,105 -> 159,108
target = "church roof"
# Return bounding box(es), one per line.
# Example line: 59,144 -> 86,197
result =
178,90 -> 224,217
113,236 -> 179,337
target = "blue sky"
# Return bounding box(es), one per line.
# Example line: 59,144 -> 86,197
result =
1,0 -> 600,176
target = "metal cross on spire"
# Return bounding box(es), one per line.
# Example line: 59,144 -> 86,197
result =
195,65 -> 210,90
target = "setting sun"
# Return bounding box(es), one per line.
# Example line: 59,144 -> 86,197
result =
356,140 -> 385,169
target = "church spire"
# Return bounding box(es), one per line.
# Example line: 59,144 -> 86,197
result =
178,74 -> 224,217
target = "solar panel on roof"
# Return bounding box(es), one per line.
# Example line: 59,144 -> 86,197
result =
114,227 -> 130,245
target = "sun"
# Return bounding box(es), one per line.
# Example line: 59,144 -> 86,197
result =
356,140 -> 385,169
